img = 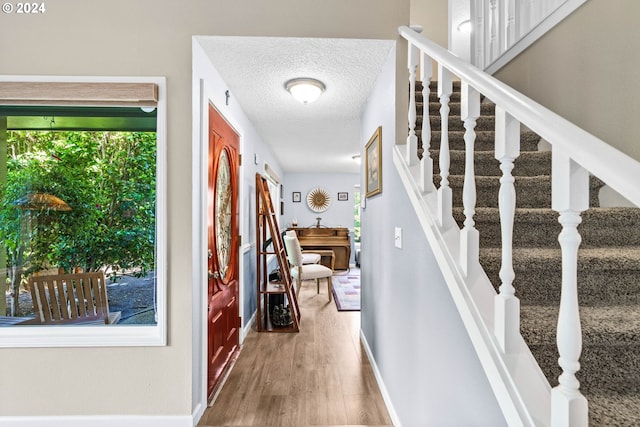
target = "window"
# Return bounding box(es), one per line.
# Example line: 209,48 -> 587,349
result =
0,77 -> 166,347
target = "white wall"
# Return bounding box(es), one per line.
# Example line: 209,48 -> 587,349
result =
359,42 -> 507,427
283,172 -> 359,230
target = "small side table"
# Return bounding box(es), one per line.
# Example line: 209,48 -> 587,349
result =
308,249 -> 335,271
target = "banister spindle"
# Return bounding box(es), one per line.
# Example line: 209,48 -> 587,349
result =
489,0 -> 499,62
420,53 -> 435,194
493,107 -> 521,353
437,67 -> 454,228
506,0 -> 516,49
407,41 -> 419,166
550,147 -> 589,427
460,83 -> 480,277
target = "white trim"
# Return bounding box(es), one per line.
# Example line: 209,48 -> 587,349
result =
360,330 -> 401,427
241,309 -> 256,342
0,415 -> 193,427
0,75 -> 167,348
191,45 -> 249,423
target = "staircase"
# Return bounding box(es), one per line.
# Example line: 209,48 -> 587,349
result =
417,80 -> 640,425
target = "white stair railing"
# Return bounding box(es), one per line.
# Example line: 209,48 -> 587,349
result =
397,25 -> 640,427
471,0 -> 588,73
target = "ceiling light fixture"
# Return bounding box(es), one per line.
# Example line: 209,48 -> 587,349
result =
285,78 -> 326,104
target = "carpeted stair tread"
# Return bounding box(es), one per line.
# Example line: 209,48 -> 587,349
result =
449,175 -> 551,208
480,247 -> 640,306
424,130 -> 541,151
433,150 -> 551,176
419,101 -> 496,116
481,246 -> 640,271
528,342 -> 640,397
424,114 -> 495,132
454,207 -> 640,248
448,175 -> 603,208
586,395 -> 640,426
520,304 -> 640,345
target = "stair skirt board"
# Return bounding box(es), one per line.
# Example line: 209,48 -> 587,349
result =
406,80 -> 640,425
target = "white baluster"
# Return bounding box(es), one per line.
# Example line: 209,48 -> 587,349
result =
497,0 -> 506,56
489,0 -> 499,63
460,83 -> 480,277
420,53 -> 436,194
437,67 -> 454,229
550,147 -> 589,427
472,0 -> 485,69
407,42 -> 419,166
506,0 -> 516,49
493,107 -> 521,353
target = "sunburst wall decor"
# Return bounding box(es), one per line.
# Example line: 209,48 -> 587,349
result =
306,187 -> 331,212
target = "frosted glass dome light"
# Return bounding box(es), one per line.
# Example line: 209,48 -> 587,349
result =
285,78 -> 326,104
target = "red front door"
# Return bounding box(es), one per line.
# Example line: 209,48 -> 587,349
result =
207,103 -> 240,398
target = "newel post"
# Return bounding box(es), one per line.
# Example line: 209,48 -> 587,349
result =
493,107 -> 521,353
550,146 -> 589,427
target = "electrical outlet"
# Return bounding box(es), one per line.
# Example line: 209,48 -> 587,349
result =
394,227 -> 402,248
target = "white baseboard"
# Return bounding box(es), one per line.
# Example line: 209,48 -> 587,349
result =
0,415 -> 193,427
241,310 -> 256,343
360,330 -> 402,427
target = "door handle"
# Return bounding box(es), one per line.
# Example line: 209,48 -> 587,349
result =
208,270 -> 219,279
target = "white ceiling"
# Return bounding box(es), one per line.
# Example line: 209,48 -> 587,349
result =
196,36 -> 394,174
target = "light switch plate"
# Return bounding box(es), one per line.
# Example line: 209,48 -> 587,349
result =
394,227 -> 402,248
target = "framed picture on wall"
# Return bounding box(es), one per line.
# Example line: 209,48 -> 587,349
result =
365,126 -> 382,198
292,191 -> 301,203
337,192 -> 348,201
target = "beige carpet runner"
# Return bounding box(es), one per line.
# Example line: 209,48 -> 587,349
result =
418,80 -> 640,426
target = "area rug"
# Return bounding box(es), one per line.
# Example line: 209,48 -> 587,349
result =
331,270 -> 360,311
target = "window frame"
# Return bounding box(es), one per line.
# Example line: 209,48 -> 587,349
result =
0,75 -> 167,347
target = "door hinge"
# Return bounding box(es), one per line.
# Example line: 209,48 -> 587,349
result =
238,235 -> 242,246
238,154 -> 242,166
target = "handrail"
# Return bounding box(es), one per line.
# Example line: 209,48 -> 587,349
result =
398,24 -> 640,427
399,25 -> 640,207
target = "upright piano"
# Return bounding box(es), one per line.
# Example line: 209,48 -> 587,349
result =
288,227 -> 351,270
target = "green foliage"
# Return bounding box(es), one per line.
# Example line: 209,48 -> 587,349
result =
0,131 -> 156,279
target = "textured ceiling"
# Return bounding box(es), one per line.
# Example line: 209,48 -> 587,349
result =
196,36 -> 394,174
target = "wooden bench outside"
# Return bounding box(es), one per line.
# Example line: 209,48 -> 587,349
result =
28,271 -> 121,325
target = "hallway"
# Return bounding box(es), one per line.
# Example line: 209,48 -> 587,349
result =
198,275 -> 393,427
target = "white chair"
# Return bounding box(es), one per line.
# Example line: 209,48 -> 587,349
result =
284,232 -> 333,301
285,230 -> 321,265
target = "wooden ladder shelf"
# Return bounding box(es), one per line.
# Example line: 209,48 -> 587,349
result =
255,173 -> 300,332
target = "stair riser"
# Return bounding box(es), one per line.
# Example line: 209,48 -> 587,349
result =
433,150 -> 551,177
423,115 -> 496,132
448,176 -> 552,208
424,130 -> 541,152
417,102 -> 496,116
482,262 -> 640,306
448,176 -> 602,208
461,217 -> 640,248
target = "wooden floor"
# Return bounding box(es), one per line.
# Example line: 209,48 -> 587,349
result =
198,276 -> 393,427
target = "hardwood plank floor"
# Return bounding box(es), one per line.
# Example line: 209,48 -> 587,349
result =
198,276 -> 393,427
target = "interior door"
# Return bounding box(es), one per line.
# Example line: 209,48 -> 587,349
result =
207,103 -> 240,399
